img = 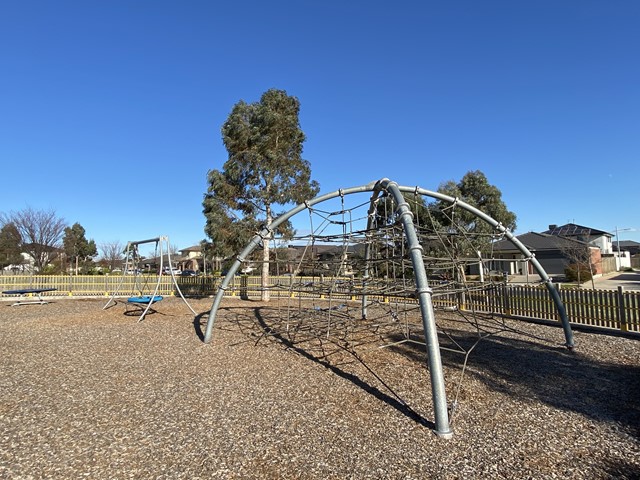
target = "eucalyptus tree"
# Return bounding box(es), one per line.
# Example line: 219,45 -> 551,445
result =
428,170 -> 517,281
204,89 -> 320,300
63,223 -> 97,274
431,170 -> 516,244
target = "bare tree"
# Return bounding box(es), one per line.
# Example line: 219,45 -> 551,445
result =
99,240 -> 125,271
1,208 -> 67,272
557,236 -> 596,288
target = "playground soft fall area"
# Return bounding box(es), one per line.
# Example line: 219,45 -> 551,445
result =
1,296 -> 639,479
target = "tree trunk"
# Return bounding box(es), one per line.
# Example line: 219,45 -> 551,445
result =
261,208 -> 272,302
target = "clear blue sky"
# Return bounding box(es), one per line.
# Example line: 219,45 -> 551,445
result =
1,0 -> 639,255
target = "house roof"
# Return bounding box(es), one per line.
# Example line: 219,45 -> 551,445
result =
616,240 -> 640,248
614,240 -> 640,253
180,245 -> 201,253
285,244 -> 361,262
543,223 -> 611,238
492,232 -> 589,252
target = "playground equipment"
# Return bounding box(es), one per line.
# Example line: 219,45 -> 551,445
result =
2,287 -> 58,306
103,236 -> 196,321
203,179 -> 574,438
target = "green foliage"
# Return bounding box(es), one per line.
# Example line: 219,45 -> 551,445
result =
202,196 -> 261,260
368,172 -> 516,274
565,263 -> 593,282
82,265 -> 100,275
204,89 -> 320,260
0,222 -> 23,269
63,223 -> 97,274
433,170 -> 517,233
431,170 -> 517,257
40,264 -> 62,275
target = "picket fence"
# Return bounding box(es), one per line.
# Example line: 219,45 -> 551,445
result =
1,275 -> 639,334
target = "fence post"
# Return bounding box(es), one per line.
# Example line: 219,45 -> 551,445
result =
617,286 -> 627,332
502,283 -> 511,316
240,275 -> 248,300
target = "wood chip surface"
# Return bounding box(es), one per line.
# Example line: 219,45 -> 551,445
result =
1,297 -> 639,479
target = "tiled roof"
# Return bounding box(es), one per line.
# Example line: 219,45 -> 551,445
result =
492,232 -> 588,252
180,245 -> 202,253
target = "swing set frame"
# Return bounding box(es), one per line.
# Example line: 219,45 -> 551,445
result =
102,236 -> 196,321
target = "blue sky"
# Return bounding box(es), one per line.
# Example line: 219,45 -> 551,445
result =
1,0 -> 639,255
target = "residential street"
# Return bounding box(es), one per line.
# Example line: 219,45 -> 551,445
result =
507,270 -> 640,291
588,270 -> 640,291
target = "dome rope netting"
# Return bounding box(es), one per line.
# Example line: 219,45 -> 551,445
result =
204,179 -> 574,437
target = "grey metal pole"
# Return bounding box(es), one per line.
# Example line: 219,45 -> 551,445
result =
380,179 -> 453,438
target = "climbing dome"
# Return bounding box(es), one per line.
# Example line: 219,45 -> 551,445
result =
203,179 -> 573,437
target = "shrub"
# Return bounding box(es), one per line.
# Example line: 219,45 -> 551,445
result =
564,263 -> 592,282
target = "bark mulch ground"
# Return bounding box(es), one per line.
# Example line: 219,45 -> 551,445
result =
1,296 -> 639,479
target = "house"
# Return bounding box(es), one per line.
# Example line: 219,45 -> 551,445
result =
129,245 -> 202,274
2,243 -> 62,274
2,251 -> 35,273
544,223 -> 631,271
284,244 -> 361,276
177,245 -> 203,272
491,232 -> 600,278
543,223 -> 614,254
613,240 -> 640,256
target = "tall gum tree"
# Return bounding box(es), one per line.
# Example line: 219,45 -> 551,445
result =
204,89 -> 320,300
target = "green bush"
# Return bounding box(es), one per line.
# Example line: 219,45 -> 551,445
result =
564,263 -> 592,282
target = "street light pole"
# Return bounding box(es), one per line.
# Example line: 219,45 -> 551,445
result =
613,227 -> 636,271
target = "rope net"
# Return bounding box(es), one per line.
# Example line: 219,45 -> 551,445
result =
224,189 -> 546,421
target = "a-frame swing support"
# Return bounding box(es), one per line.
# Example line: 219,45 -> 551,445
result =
103,236 -> 196,321
202,178 -> 574,439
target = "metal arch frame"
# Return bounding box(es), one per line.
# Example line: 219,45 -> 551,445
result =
203,178 -> 574,438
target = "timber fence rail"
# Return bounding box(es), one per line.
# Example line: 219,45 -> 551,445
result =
1,275 -> 639,334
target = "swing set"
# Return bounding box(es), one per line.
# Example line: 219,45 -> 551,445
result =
102,236 -> 196,321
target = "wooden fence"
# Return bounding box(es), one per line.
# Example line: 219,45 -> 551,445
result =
1,275 -> 639,334
461,283 -> 640,334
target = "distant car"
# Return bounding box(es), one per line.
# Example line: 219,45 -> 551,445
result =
162,268 -> 181,275
180,269 -> 198,277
